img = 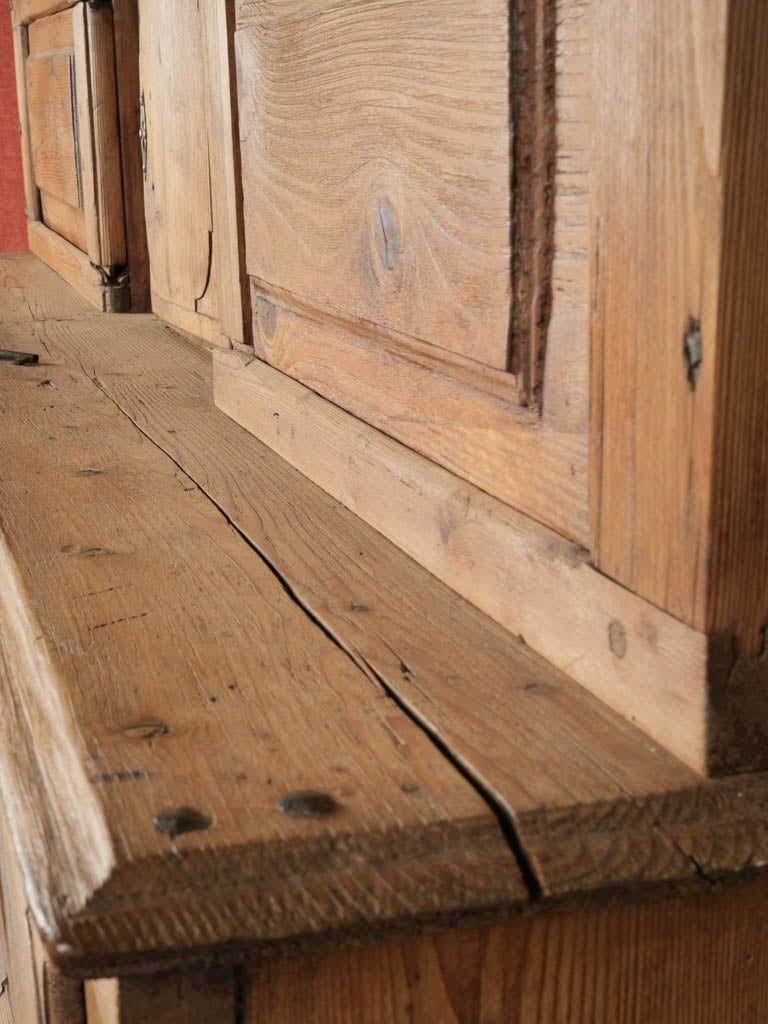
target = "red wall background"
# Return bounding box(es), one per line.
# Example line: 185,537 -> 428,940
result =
1,10 -> 29,251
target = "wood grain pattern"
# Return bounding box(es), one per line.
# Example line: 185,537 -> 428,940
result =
249,286 -> 589,543
235,0 -> 512,370
12,26 -> 41,222
83,3 -> 126,271
244,872 -> 768,1024
71,2 -> 99,263
0,249 -> 92,319
24,13 -> 81,213
0,259 -> 523,971
593,0 -> 768,653
12,0 -> 75,29
26,220 -> 127,311
214,349 -> 714,772
199,0 -> 249,345
235,0 -> 590,543
40,189 -> 86,251
139,0 -> 214,319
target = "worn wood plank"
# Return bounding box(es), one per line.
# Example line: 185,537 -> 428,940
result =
12,26 -> 41,222
0,262 -> 523,972
214,348 -> 715,773
26,7 -> 73,56
236,0 -> 512,370
199,0 -> 248,344
244,872 -> 768,1024
111,0 -> 149,311
247,286 -> 589,544
0,251 -> 93,320
593,0 -> 768,657
84,3 -> 126,270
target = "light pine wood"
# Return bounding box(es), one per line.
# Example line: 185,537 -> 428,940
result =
0,256 -> 523,972
24,12 -> 81,215
149,294 -> 233,349
11,0 -> 76,29
40,190 -> 87,252
0,250 -> 93,320
82,3 -> 126,270
244,872 -> 768,1024
71,2 -> 100,263
12,26 -> 41,222
214,349 -> 716,772
139,0 -> 215,327
27,221 -> 128,311
199,0 -> 249,345
235,0 -> 512,370
593,0 -> 768,653
234,0 -> 590,544
247,288 -> 589,544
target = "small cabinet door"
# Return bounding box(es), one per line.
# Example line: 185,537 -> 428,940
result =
23,2 -> 126,273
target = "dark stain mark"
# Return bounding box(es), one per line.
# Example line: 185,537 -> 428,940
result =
349,603 -> 372,613
253,291 -> 277,339
608,619 -> 628,659
89,612 -> 149,632
209,695 -> 219,703
401,781 -> 420,795
75,467 -> 103,476
277,790 -> 339,819
683,317 -> 703,390
122,721 -> 172,741
90,769 -> 150,784
37,379 -> 54,388
375,199 -> 401,271
153,806 -> 213,839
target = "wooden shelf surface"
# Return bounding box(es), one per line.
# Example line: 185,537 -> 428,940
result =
0,252 -> 767,977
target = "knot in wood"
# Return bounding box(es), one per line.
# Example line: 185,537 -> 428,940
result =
375,199 -> 400,271
608,619 -> 628,659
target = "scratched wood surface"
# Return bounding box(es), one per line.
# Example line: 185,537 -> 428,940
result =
235,0 -> 591,544
0,255 -> 524,974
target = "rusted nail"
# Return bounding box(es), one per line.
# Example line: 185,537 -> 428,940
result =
683,318 -> 703,390
608,619 -> 627,659
153,806 -> 213,839
277,790 -> 339,819
0,349 -> 39,365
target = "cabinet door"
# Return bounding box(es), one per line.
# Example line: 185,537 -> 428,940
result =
138,0 -> 248,348
24,3 -> 126,271
234,0 -> 590,542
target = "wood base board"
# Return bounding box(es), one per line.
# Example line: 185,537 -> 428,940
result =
213,350 -> 768,776
27,221 -> 128,313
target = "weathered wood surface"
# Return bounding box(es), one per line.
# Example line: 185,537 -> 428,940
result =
12,0 -> 76,27
2,254 -> 768,984
236,0 -> 513,370
593,0 -> 768,656
235,0 -> 590,545
0,254 -> 523,974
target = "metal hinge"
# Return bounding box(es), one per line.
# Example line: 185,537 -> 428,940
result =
138,90 -> 147,181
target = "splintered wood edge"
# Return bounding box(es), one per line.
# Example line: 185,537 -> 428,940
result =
213,349 -> 714,772
0,534 -> 114,938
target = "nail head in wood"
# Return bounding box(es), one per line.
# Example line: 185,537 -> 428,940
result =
277,790 -> 339,819
153,806 -> 213,839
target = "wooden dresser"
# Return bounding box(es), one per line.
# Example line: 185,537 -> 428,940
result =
3,0 -> 768,1020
